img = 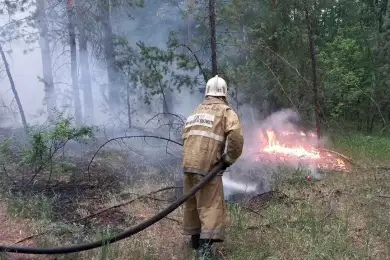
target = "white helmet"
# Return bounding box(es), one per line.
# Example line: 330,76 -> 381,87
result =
205,75 -> 227,97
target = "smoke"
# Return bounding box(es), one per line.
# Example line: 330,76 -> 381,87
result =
0,2 -> 201,198
258,108 -> 300,132
0,2 -> 325,203
0,1 -> 201,132
222,107 -> 329,200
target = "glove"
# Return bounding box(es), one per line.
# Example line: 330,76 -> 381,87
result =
222,162 -> 230,171
220,157 -> 232,171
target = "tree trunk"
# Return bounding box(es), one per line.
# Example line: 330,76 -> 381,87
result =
126,81 -> 131,128
100,0 -> 120,112
0,45 -> 28,133
158,76 -> 171,121
163,91 -> 171,114
270,0 -> 276,9
37,0 -> 56,121
67,3 -> 82,125
185,0 -> 192,44
386,0 -> 390,21
305,4 -> 321,138
78,26 -> 95,124
240,21 -> 248,60
209,0 -> 217,76
270,0 -> 278,54
379,0 -> 389,32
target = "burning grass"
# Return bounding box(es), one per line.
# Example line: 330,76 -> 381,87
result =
255,129 -> 350,172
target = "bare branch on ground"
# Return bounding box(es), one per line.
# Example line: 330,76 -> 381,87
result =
12,186 -> 182,245
87,135 -> 183,180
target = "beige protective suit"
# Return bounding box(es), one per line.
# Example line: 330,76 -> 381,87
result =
182,96 -> 244,241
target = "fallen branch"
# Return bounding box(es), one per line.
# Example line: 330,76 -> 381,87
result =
13,186 -> 182,245
12,234 -> 36,246
249,190 -> 288,203
238,204 -> 264,217
162,216 -> 181,224
377,195 -> 390,199
120,191 -> 174,202
1,164 -> 17,185
87,135 -> 183,180
140,196 -> 172,203
72,186 -> 181,223
145,113 -> 185,126
372,167 -> 390,172
318,148 -> 352,163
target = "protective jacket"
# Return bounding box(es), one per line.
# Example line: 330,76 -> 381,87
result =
182,96 -> 244,242
182,96 -> 244,175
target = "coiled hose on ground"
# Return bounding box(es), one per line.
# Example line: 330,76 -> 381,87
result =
0,161 -> 225,255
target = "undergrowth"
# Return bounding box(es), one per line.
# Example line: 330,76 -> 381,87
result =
6,193 -> 56,220
0,132 -> 389,259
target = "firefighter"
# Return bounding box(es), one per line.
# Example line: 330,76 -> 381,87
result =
181,75 -> 244,259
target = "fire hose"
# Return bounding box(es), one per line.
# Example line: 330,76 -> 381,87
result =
0,160 -> 225,255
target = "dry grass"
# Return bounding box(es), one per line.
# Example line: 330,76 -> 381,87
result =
0,203 -> 51,260
26,166 -> 390,260
2,133 -> 390,259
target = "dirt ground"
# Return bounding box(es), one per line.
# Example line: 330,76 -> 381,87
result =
0,203 -> 51,260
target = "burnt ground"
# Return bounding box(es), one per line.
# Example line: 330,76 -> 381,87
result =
0,134 -> 184,257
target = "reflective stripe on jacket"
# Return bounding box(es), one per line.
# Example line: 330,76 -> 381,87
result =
181,96 -> 244,175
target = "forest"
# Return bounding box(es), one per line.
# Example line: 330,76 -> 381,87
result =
0,0 -> 389,259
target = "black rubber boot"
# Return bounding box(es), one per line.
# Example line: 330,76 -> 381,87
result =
191,234 -> 201,249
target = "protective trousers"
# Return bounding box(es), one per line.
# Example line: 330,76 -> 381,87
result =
183,172 -> 226,241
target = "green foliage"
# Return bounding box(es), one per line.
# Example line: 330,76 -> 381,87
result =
134,36 -> 199,104
319,36 -> 371,118
114,30 -> 200,114
0,137 -> 12,164
188,0 -> 390,131
22,119 -> 93,167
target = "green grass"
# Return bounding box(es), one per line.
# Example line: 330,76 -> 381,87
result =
333,132 -> 390,163
6,193 -> 56,220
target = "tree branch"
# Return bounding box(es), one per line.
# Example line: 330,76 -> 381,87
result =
87,135 -> 183,180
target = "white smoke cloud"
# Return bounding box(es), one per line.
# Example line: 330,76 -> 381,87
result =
0,1 -> 203,131
258,108 -> 300,132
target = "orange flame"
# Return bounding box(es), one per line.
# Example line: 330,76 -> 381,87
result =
256,129 -> 348,172
263,130 -> 320,159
